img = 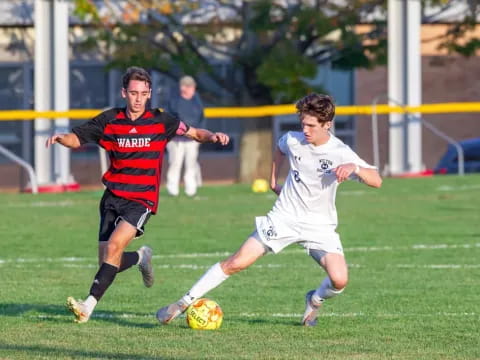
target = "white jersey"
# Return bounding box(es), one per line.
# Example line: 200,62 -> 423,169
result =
270,131 -> 375,227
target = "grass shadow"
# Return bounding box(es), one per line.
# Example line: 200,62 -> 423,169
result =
228,315 -> 299,326
0,342 -> 180,360
0,302 -> 156,328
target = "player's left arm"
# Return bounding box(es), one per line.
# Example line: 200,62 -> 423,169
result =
334,163 -> 382,188
183,126 -> 230,145
270,148 -> 286,195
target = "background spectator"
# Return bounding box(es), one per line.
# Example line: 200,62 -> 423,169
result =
165,76 -> 205,197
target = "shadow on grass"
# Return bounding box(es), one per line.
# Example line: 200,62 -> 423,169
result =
0,343 -> 179,360
228,316 -> 299,326
0,302 -> 156,328
1,303 -> 302,328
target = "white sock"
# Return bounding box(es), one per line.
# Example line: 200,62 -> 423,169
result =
313,277 -> 344,303
84,295 -> 98,314
181,263 -> 229,305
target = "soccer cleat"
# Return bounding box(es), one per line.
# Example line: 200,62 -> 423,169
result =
156,299 -> 189,325
302,290 -> 323,327
66,297 -> 91,324
138,246 -> 154,288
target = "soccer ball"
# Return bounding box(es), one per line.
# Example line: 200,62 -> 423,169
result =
251,178 -> 269,193
186,298 -> 223,330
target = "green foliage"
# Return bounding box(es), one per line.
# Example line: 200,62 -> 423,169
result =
1,176 -> 480,359
449,37 -> 480,56
333,29 -> 377,69
73,0 -> 100,22
73,1 -> 389,105
256,43 -> 323,103
72,0 -> 479,105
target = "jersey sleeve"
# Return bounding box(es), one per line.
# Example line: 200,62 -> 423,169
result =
341,145 -> 376,181
277,133 -> 289,155
71,112 -> 107,145
163,111 -> 190,140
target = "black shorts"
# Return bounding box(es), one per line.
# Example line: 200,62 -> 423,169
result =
99,189 -> 152,242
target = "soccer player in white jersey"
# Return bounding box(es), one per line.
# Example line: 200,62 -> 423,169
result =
157,93 -> 382,326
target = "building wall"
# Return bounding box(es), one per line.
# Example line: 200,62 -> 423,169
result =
356,56 -> 480,172
355,24 -> 480,172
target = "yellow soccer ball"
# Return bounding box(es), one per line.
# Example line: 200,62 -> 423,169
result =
186,298 -> 223,330
251,178 -> 269,193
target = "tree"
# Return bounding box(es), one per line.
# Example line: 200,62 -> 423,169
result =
73,0 -> 479,181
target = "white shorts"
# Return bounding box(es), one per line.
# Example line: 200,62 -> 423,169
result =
254,214 -> 344,255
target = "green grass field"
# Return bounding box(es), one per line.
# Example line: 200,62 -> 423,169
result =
0,175 -> 479,359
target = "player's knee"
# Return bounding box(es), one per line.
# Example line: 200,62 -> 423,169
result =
330,276 -> 348,290
106,241 -> 122,258
221,258 -> 247,275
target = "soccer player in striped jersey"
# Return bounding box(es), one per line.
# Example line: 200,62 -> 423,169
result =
46,67 -> 229,323
157,93 -> 382,326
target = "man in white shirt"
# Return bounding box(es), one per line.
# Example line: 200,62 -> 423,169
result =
156,93 -> 382,326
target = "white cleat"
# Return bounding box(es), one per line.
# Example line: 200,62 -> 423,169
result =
156,300 -> 189,325
302,290 -> 323,327
138,246 -> 154,288
66,297 -> 91,324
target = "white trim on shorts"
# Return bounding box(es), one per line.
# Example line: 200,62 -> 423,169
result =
136,208 -> 151,230
113,207 -> 151,239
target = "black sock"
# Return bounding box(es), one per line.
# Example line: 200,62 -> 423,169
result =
89,262 -> 119,301
118,251 -> 140,273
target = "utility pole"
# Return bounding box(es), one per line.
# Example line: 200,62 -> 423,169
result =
53,0 -> 72,185
34,0 -> 53,185
34,0 -> 74,189
388,0 -> 422,175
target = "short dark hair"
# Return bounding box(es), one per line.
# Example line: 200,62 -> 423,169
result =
122,66 -> 152,89
295,93 -> 335,123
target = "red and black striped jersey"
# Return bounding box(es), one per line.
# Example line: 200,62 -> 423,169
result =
72,107 -> 188,213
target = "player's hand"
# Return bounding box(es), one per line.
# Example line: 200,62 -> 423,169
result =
332,163 -> 357,183
210,132 -> 230,146
45,134 -> 64,148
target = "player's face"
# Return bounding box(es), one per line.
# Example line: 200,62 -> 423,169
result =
180,84 -> 196,100
122,80 -> 152,113
301,114 -> 332,145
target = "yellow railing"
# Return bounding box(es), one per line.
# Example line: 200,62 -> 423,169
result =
0,102 -> 480,120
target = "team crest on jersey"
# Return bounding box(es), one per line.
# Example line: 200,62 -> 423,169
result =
317,159 -> 333,175
262,225 -> 277,241
118,138 -> 151,148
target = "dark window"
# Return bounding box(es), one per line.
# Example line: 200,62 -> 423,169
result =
70,65 -> 109,159
0,65 -> 25,162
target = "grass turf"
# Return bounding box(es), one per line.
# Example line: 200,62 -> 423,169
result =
0,175 -> 479,359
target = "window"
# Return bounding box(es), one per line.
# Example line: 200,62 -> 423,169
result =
70,64 -> 109,159
0,65 -> 26,162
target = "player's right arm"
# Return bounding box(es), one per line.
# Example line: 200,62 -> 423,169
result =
270,148 -> 286,195
45,133 -> 81,149
46,111 -> 108,149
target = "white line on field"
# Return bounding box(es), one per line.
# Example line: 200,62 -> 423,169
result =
25,311 -> 479,321
0,242 -> 479,265
436,184 -> 480,192
241,312 -> 479,318
5,200 -> 78,208
338,190 -> 366,196
395,264 -> 480,269
59,263 -> 362,270
4,261 -> 478,271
